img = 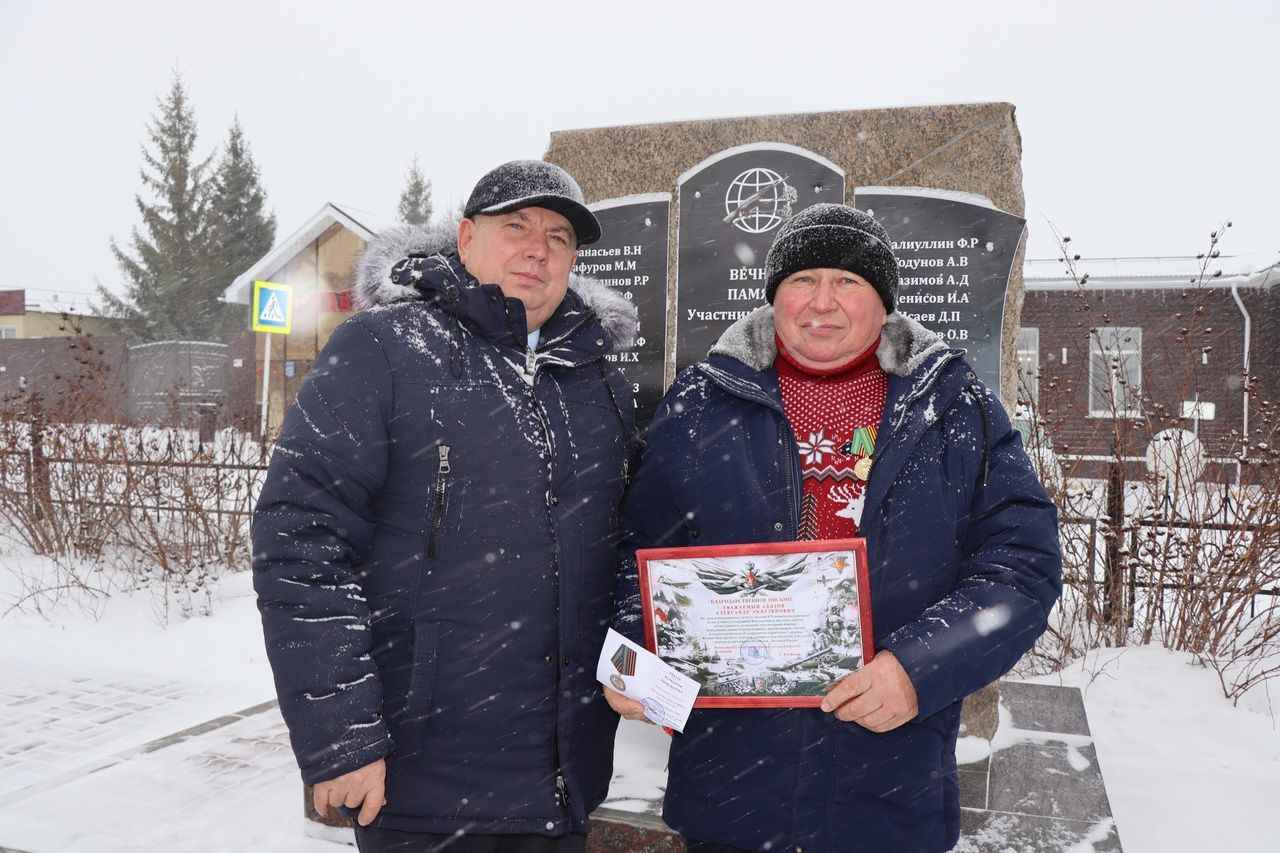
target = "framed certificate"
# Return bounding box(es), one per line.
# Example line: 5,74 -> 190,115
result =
636,539 -> 873,708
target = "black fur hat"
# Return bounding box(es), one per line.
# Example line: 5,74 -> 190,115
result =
763,203 -> 899,312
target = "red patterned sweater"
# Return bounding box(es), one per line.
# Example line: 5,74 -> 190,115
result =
775,334 -> 888,539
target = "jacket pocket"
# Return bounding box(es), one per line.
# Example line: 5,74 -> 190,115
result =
427,444 -> 451,559
832,716 -> 947,822
397,621 -> 441,757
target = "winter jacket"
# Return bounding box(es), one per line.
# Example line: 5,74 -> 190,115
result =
253,223 -> 639,836
614,306 -> 1062,852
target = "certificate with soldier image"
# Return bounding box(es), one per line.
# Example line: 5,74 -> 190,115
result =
636,539 -> 873,708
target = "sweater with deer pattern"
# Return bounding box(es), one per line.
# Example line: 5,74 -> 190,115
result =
776,333 -> 887,539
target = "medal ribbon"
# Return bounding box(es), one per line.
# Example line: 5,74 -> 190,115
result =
842,426 -> 877,457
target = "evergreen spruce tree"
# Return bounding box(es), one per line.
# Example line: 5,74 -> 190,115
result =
100,73 -> 215,342
206,117 -> 277,340
397,154 -> 433,226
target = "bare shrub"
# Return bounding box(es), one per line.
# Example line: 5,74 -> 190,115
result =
1017,226 -> 1280,703
0,320 -> 265,621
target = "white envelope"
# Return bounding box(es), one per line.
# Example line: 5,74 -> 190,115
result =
596,628 -> 700,732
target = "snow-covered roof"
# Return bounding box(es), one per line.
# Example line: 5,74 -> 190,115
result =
221,203 -> 395,305
19,291 -> 105,316
1024,252 -> 1280,291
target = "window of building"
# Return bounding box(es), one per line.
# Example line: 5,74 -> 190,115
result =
1016,327 -> 1039,408
1089,326 -> 1142,416
0,327 -> 16,339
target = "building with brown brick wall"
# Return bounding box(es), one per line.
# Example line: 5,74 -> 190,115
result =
1019,254 -> 1280,483
0,290 -> 125,421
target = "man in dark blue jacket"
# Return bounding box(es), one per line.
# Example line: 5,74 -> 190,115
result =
253,161 -> 638,852
608,204 -> 1062,852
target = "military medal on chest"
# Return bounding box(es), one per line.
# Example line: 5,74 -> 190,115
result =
841,426 -> 877,481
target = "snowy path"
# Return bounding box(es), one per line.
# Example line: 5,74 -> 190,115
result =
0,668 -> 270,804
0,697 -> 331,853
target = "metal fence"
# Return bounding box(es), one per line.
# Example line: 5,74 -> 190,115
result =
0,426 -> 268,558
1061,515 -> 1280,624
126,341 -> 230,423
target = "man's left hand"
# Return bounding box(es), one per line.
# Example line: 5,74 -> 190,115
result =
604,687 -> 652,723
819,650 -> 919,732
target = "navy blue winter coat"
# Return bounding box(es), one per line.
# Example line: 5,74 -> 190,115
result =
615,306 -> 1062,852
253,225 -> 638,836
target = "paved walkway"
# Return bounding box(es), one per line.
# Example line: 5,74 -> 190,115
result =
0,669 -> 321,852
957,681 -> 1123,851
0,667 -> 274,805
0,671 -> 1122,852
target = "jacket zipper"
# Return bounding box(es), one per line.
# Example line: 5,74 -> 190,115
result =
514,363 -> 571,821
427,444 -> 451,559
556,772 -> 572,810
780,423 -> 801,538
507,297 -> 599,825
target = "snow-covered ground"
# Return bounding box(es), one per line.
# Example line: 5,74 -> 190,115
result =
1030,645 -> 1279,852
1,561 -> 1277,852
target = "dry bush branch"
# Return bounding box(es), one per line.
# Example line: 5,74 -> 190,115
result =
0,322 -> 266,622
1017,226 -> 1280,704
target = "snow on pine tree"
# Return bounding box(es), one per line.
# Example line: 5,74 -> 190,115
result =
205,117 -> 276,340
397,153 -> 434,226
100,73 -> 213,342
101,74 -> 275,344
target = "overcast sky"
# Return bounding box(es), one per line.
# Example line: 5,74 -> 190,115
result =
2,0 -> 1277,312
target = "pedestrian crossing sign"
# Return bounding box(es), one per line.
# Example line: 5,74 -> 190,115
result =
252,281 -> 292,334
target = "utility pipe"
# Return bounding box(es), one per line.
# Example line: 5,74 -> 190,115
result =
1229,282 -> 1251,486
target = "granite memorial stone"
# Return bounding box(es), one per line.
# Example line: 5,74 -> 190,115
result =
576,194 -> 670,427
854,187 -> 1026,394
675,143 -> 844,372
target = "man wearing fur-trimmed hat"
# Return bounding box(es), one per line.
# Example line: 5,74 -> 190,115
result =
254,160 -> 638,852
608,202 -> 1062,852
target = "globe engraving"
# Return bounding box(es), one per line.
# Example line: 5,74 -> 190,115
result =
725,167 -> 791,234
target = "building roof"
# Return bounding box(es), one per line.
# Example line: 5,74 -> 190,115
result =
221,203 -> 397,305
0,289 -> 106,317
1024,252 -> 1280,291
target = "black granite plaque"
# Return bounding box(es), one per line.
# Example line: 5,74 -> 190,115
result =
854,188 -> 1026,394
675,144 -> 845,372
575,194 -> 670,428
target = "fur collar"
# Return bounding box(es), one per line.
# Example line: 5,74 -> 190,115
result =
352,221 -> 637,350
709,306 -> 949,377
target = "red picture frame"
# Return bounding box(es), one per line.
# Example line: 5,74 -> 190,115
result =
637,539 -> 873,708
